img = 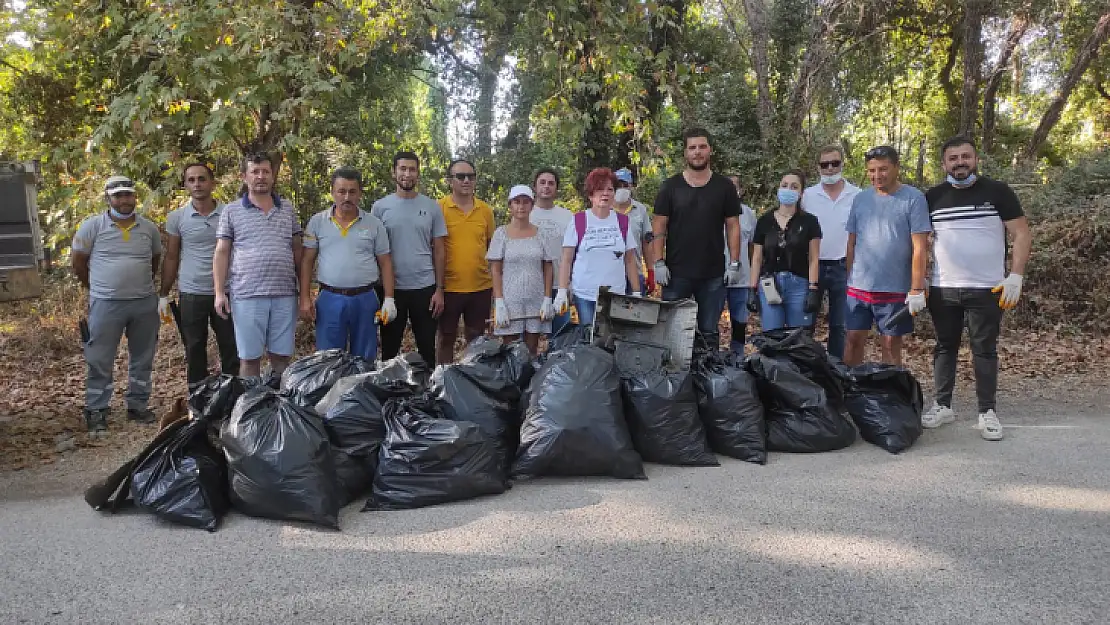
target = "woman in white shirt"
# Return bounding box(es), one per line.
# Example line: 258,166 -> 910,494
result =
553,168 -> 641,326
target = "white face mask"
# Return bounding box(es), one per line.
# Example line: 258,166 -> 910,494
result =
820,172 -> 842,185
614,188 -> 632,204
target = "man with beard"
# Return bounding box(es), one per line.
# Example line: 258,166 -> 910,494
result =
161,163 -> 239,392
372,151 -> 447,368
922,136 -> 1031,441
649,127 -> 742,350
213,153 -> 303,382
72,175 -> 162,435
300,167 -> 397,360
529,167 -> 574,335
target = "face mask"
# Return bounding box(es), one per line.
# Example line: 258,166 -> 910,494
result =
614,188 -> 631,204
820,172 -> 842,185
946,172 -> 977,187
777,188 -> 800,206
109,206 -> 135,219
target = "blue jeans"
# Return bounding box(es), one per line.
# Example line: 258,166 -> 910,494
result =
315,289 -> 380,360
549,288 -> 572,337
663,276 -> 727,349
573,296 -> 597,327
722,287 -> 751,355
759,272 -> 813,331
815,259 -> 848,359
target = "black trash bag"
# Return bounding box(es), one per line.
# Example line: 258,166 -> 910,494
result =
374,351 -> 431,392
750,328 -> 854,408
220,387 -> 341,529
131,419 -> 229,531
460,337 -> 535,396
187,374 -> 247,425
845,363 -> 924,454
546,323 -> 594,354
513,345 -> 645,479
691,351 -> 767,464
85,418 -> 195,514
364,395 -> 508,510
432,366 -> 518,474
280,349 -> 374,407
321,372 -> 418,456
332,447 -> 374,506
621,369 -> 718,466
747,354 -> 856,453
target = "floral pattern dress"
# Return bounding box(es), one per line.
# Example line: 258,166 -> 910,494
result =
486,226 -> 556,335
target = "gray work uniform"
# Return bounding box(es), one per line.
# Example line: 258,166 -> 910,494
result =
72,212 -> 162,411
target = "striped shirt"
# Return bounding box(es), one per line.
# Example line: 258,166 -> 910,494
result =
925,178 -> 1023,289
216,193 -> 302,298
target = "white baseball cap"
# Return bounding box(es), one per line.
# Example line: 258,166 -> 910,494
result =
507,184 -> 534,201
104,175 -> 136,195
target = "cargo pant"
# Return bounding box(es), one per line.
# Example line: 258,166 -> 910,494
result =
85,295 -> 159,411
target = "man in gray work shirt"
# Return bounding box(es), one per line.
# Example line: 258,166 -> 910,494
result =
72,175 -> 162,435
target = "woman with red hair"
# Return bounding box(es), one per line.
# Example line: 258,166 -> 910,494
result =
553,167 -> 642,326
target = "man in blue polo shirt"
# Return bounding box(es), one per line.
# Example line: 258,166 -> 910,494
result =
300,167 -> 397,359
72,175 -> 162,435
213,153 -> 303,381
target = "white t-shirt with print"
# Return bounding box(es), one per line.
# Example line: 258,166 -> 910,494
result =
561,211 -> 638,301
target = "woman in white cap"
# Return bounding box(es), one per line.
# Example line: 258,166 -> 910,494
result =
486,185 -> 556,354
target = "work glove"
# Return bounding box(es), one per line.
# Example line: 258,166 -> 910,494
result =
494,298 -> 510,328
376,297 -> 397,324
630,291 -> 642,298
646,267 -> 656,295
724,261 -> 743,287
553,288 -> 569,315
905,290 -> 927,316
653,260 -> 670,287
992,273 -> 1023,310
803,288 -> 821,314
158,296 -> 172,324
747,293 -> 759,314
539,297 -> 554,321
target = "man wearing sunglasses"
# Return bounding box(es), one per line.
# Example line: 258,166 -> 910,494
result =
437,158 -> 495,364
803,145 -> 861,359
72,175 -> 163,436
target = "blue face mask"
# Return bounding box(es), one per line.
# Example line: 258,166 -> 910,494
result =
109,206 -> 135,219
777,188 -> 800,206
947,172 -> 977,187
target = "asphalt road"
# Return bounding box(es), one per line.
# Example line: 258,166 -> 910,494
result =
1,393 -> 1107,625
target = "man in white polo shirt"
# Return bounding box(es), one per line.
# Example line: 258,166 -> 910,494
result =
803,145 -> 860,360
300,167 -> 397,360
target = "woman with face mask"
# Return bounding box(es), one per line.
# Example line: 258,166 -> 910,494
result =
747,169 -> 823,331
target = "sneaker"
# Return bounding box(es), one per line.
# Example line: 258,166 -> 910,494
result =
921,402 -> 956,428
977,410 -> 1004,441
126,408 -> 157,424
83,409 -> 108,437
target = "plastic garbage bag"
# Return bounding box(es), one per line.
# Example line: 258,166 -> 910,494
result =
85,420 -> 192,514
131,418 -> 229,531
747,354 -> 856,453
332,447 -> 374,506
221,387 -> 341,528
364,395 -> 508,510
546,323 -> 594,354
845,363 -> 924,454
691,351 -> 767,464
751,328 -> 854,408
321,372 -> 417,457
460,337 -> 535,395
621,369 -> 718,466
513,345 -> 645,479
280,349 -> 374,407
187,374 -> 247,425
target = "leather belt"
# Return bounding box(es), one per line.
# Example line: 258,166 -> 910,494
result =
319,282 -> 377,296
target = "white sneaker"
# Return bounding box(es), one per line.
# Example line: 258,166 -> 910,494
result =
977,410 -> 1004,441
921,402 -> 956,429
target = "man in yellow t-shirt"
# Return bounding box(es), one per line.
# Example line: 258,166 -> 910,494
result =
437,158 -> 495,364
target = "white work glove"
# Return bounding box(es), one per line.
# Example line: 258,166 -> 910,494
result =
539,297 -> 554,321
631,292 -> 642,297
494,298 -> 510,328
724,261 -> 743,287
377,297 -> 397,324
553,288 -> 569,314
991,273 -> 1023,310
158,296 -> 172,324
654,260 -> 670,287
905,290 -> 927,316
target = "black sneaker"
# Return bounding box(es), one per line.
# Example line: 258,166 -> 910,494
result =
83,409 -> 108,437
126,408 -> 157,424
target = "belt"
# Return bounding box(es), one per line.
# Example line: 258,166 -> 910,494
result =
819,258 -> 846,265
319,282 -> 377,296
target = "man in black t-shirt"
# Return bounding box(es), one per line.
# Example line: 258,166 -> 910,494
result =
922,136 -> 1031,442
649,127 -> 742,350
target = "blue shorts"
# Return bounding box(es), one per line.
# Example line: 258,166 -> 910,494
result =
846,293 -> 913,336
230,295 -> 298,359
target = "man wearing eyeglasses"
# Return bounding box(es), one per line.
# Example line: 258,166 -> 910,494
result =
844,145 -> 932,367
803,145 -> 861,359
72,175 -> 163,436
437,158 -> 495,364
161,163 -> 238,393
299,167 -> 397,360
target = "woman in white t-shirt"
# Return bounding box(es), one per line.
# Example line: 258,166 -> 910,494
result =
553,168 -> 641,326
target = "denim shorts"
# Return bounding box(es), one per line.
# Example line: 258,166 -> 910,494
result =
230,295 -> 298,359
846,293 -> 913,336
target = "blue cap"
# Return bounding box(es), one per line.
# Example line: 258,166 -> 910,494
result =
614,168 -> 634,184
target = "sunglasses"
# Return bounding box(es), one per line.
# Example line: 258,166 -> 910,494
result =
864,146 -> 899,162
450,173 -> 476,181
818,160 -> 842,169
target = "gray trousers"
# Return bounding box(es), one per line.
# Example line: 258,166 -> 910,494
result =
928,287 -> 1003,413
85,295 -> 159,411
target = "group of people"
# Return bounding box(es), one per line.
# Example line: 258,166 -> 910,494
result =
71,129 -> 1029,443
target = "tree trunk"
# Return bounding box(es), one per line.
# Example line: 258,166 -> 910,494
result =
982,10 -> 1030,152
740,0 -> 774,157
475,30 -> 510,159
959,0 -> 987,138
785,1 -> 850,140
1021,10 -> 1110,163
938,28 -> 962,124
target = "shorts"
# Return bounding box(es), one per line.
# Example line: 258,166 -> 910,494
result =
230,295 -> 298,359
846,291 -> 913,336
439,289 -> 492,338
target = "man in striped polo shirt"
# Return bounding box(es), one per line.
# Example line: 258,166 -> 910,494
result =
922,136 -> 1032,441
213,153 -> 303,381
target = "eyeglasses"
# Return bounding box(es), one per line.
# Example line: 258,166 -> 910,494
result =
450,173 -> 476,181
864,146 -> 899,163
818,160 -> 842,169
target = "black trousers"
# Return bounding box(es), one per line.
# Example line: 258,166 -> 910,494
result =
928,287 -> 1003,413
379,286 -> 437,368
178,293 -> 239,387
